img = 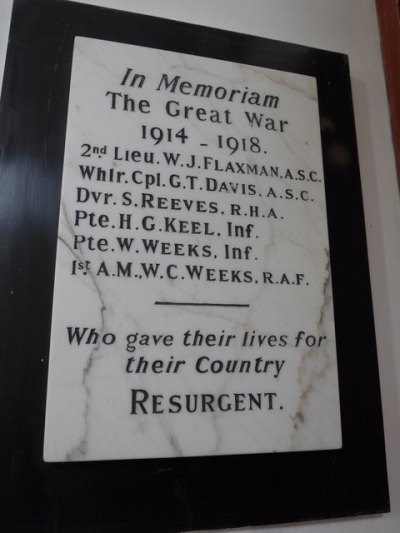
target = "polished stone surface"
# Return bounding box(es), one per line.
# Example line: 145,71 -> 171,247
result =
44,37 -> 341,462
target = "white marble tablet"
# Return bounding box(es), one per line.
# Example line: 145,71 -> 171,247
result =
43,36 -> 342,462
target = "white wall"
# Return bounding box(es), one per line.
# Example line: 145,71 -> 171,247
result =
1,1 -> 399,532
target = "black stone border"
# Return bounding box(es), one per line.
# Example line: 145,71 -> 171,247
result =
0,1 -> 389,531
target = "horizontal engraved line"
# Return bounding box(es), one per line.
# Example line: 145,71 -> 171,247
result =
154,301 -> 249,308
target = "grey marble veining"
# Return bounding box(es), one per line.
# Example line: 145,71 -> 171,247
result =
44,37 -> 342,462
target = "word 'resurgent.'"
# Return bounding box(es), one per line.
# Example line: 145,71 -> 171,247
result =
131,389 -> 279,414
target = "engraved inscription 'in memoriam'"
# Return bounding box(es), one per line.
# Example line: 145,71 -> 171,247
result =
44,37 -> 342,462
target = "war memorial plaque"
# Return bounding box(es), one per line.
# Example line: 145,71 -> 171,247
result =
0,0 -> 389,530
44,35 -> 342,462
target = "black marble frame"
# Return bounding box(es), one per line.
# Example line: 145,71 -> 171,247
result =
0,0 -> 389,531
